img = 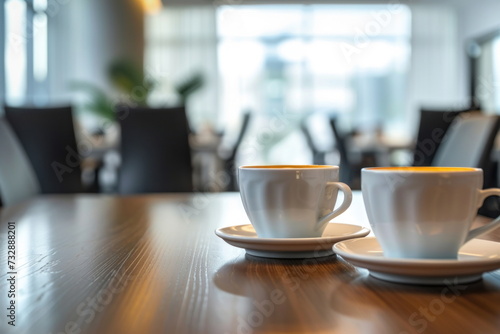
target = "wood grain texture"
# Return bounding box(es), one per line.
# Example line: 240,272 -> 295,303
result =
0,192 -> 499,334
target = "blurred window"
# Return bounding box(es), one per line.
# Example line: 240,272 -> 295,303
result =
475,36 -> 500,113
217,5 -> 411,126
146,4 -> 411,164
217,4 -> 411,164
3,0 -> 48,105
145,6 -> 219,130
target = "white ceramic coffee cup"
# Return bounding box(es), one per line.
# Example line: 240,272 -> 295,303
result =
239,165 -> 352,238
362,167 -> 500,259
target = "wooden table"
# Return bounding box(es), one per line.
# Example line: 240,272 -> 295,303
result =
1,192 -> 500,334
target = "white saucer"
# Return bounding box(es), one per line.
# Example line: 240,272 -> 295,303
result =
334,237 -> 500,285
215,223 -> 370,259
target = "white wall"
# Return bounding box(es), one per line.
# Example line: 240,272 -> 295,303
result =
47,0 -> 145,104
405,3 -> 465,130
459,0 -> 500,41
389,0 -> 500,117
453,0 -> 500,110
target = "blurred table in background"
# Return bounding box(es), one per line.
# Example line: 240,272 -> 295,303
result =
348,132 -> 414,167
190,132 -> 224,192
76,129 -> 120,193
78,129 -> 225,193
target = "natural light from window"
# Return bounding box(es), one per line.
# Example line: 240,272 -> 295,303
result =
5,0 -> 27,105
145,4 -> 412,165
216,4 -> 411,164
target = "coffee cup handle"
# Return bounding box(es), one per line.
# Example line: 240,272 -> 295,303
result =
317,182 -> 353,226
465,188 -> 500,242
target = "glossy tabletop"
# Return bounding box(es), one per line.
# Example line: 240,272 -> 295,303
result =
1,192 -> 500,334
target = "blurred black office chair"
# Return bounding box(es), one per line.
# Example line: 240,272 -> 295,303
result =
4,105 -> 84,193
300,118 -> 326,165
220,111 -> 252,191
329,117 -> 356,186
432,113 -> 500,217
412,108 -> 472,166
0,118 -> 41,206
118,106 -> 193,194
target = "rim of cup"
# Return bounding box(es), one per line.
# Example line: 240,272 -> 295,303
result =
239,165 -> 338,170
362,166 -> 482,173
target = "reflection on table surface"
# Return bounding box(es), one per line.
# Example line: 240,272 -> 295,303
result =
0,192 -> 499,334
